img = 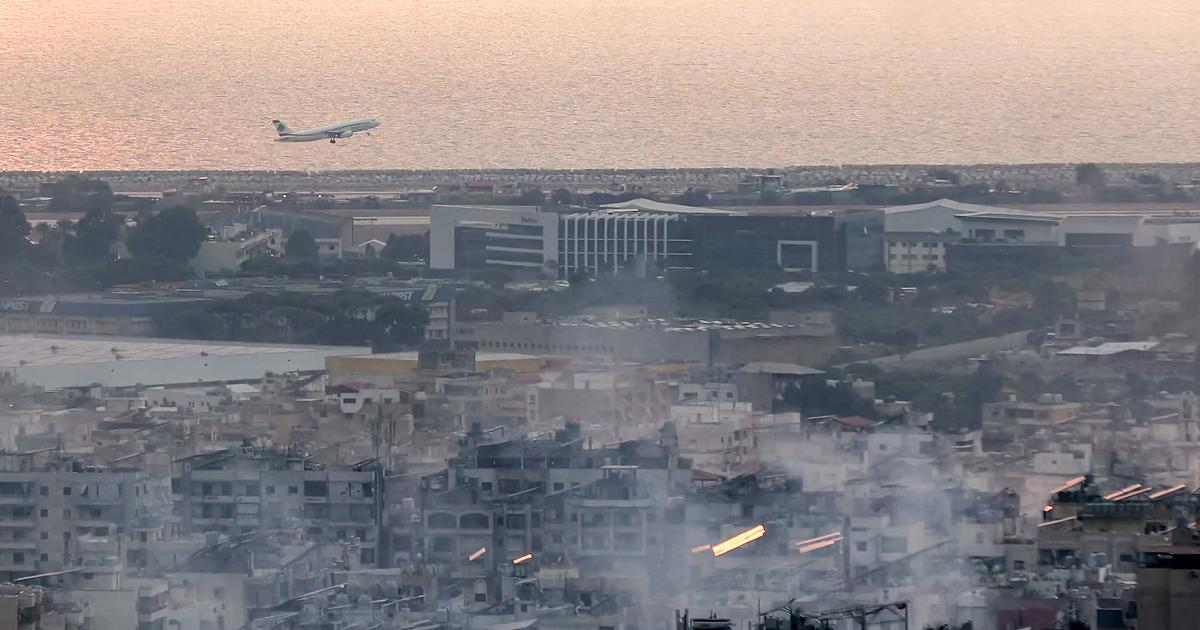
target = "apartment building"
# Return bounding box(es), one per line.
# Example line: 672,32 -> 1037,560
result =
170,446 -> 384,566
0,450 -> 172,581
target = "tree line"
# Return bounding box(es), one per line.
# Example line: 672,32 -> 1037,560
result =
154,289 -> 429,351
1,193 -> 208,295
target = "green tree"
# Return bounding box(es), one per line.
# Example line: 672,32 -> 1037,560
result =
285,229 -> 319,259
514,188 -> 545,206
0,196 -> 31,262
49,178 -> 113,213
127,206 -> 207,261
891,328 -> 920,354
381,233 -> 429,262
373,301 -> 430,351
65,208 -> 124,265
1075,163 -> 1107,192
673,188 -> 710,206
550,188 -> 575,206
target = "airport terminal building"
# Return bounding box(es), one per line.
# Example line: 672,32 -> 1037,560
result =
429,201 -> 854,278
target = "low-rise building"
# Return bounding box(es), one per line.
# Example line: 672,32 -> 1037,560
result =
456,313 -> 839,367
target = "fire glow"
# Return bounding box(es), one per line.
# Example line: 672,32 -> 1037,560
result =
1104,484 -> 1141,501
1051,475 -> 1087,494
512,553 -> 533,565
468,547 -> 487,561
797,539 -> 840,554
795,532 -> 843,554
795,532 -> 842,547
711,524 -> 766,557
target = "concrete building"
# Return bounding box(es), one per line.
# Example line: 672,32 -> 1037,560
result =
456,313 -> 839,367
326,350 -> 547,388
189,227 -> 283,275
884,232 -> 959,273
531,365 -> 671,435
957,210 -> 1062,244
0,334 -> 368,390
429,202 -> 845,278
405,426 -> 685,601
1136,527 -> 1200,630
0,450 -> 172,582
171,446 -> 384,566
429,205 -> 558,274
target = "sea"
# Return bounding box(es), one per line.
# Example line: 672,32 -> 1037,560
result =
2,0 -> 1198,171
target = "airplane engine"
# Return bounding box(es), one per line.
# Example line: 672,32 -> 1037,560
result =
337,131 -> 354,139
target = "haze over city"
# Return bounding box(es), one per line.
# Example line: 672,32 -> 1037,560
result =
5,2 -> 1200,630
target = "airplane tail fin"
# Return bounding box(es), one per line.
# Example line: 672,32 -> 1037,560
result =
271,120 -> 294,136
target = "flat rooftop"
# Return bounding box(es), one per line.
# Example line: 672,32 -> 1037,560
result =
355,351 -> 540,362
0,334 -> 367,389
0,334 -> 348,368
529,317 -> 826,333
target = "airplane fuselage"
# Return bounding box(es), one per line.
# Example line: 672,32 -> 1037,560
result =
274,117 -> 381,142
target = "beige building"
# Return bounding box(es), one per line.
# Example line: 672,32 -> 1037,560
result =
884,232 -> 957,273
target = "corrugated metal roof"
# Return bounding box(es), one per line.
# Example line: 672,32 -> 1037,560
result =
1057,341 -> 1159,356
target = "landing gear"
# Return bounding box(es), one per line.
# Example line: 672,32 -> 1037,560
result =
330,138 -> 337,144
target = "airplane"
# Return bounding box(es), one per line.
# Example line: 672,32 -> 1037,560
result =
271,117 -> 381,143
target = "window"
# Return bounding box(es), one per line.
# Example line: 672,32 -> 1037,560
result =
288,486 -> 298,495
856,542 -> 867,552
427,513 -> 456,529
266,486 -> 275,495
1003,229 -> 1025,241
39,509 -> 47,518
460,513 -> 489,529
62,487 -> 72,496
432,537 -> 454,553
40,531 -> 48,540
39,486 -> 47,496
12,553 -> 23,564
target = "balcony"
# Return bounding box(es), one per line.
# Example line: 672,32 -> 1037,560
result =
0,496 -> 36,505
75,496 -> 124,506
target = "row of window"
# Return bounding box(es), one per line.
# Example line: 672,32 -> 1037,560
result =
891,241 -> 945,248
476,339 -> 615,353
889,254 -> 940,261
173,480 -> 373,498
426,509 -> 655,530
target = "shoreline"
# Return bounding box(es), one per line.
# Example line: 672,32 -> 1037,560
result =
4,163 -> 1200,193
